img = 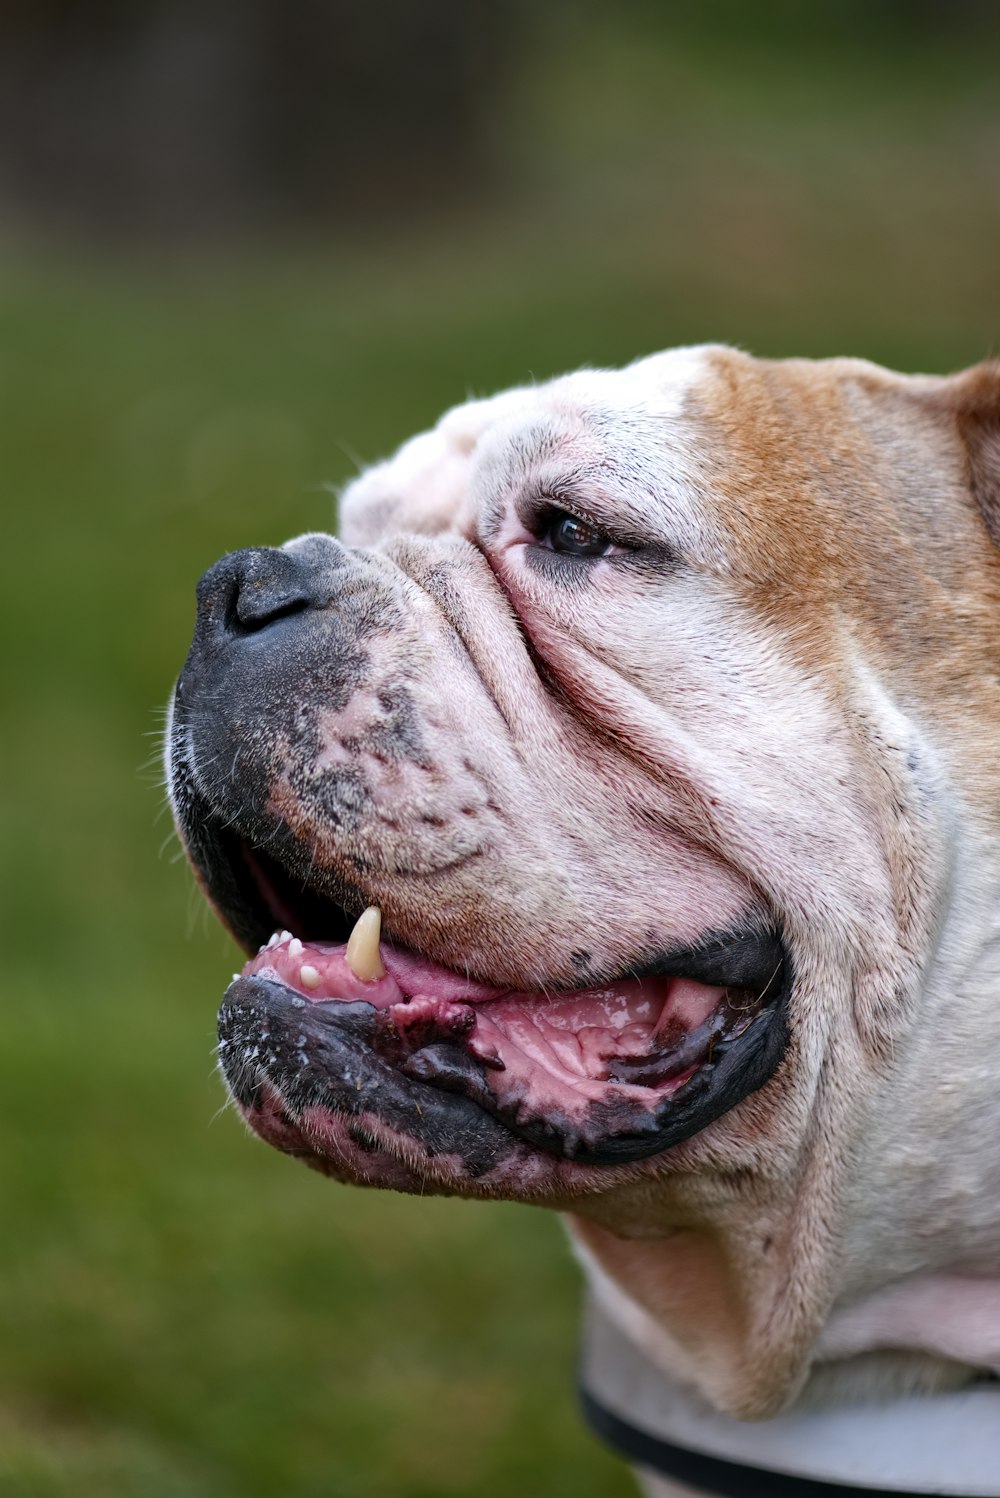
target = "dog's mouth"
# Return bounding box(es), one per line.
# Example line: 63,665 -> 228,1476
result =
205,821 -> 791,1176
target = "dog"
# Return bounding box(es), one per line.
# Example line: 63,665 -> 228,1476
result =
167,346 -> 1000,1495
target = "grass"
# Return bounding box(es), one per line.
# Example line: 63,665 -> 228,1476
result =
2,10 -> 998,1494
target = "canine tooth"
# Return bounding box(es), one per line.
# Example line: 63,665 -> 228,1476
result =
267,932 -> 280,948
288,937 -> 304,959
346,906 -> 386,981
300,964 -> 321,990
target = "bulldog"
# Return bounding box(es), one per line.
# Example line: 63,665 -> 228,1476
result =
167,347 -> 1000,1493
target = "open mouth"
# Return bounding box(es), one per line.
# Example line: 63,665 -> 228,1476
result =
206,823 -> 790,1170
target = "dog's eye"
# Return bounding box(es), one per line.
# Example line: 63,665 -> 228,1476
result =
545,510 -> 612,557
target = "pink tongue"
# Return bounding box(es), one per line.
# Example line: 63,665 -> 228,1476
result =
241,936 -> 725,1034
655,977 -> 727,1034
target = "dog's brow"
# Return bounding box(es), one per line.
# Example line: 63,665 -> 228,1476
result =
475,422 -> 665,547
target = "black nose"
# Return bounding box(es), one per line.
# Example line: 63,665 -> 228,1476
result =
194,539 -> 341,642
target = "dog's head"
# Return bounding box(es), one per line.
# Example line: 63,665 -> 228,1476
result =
168,347 -> 1000,1364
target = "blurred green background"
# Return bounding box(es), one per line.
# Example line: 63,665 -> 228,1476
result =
2,4 -> 998,1494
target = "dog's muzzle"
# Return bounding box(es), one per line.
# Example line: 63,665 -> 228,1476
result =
167,539 -> 792,1187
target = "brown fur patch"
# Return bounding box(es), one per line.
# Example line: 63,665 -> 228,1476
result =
685,350 -> 1000,809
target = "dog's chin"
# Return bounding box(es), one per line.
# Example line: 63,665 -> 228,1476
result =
174,767 -> 792,1196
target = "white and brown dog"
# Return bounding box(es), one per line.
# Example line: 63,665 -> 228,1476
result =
167,348 -> 1000,1496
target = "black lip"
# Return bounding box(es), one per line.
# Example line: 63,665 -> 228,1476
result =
169,724 -> 357,952
219,979 -> 518,1177
645,924 -> 784,992
217,928 -> 791,1168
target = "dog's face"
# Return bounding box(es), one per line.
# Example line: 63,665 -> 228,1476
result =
168,346 -> 1000,1409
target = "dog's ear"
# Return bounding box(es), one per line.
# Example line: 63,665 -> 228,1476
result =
940,359 -> 1000,547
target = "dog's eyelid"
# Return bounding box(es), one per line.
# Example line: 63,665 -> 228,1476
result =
525,495 -> 642,551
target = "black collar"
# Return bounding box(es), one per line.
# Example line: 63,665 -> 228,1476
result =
580,1383 -> 996,1497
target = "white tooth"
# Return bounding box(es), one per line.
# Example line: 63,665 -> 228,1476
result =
231,973 -> 241,983
288,937 -> 304,959
267,932 -> 280,948
300,964 -> 321,990
280,930 -> 293,944
346,906 -> 386,982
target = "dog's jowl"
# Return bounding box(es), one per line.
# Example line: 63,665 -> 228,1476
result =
167,347 -> 1000,1492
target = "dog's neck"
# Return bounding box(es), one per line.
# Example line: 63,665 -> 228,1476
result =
839,803 -> 1000,1294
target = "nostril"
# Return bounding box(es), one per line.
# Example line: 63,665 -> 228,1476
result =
226,576 -> 313,636
196,546 -> 329,640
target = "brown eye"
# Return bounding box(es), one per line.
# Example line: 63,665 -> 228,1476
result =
546,510 -> 612,557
